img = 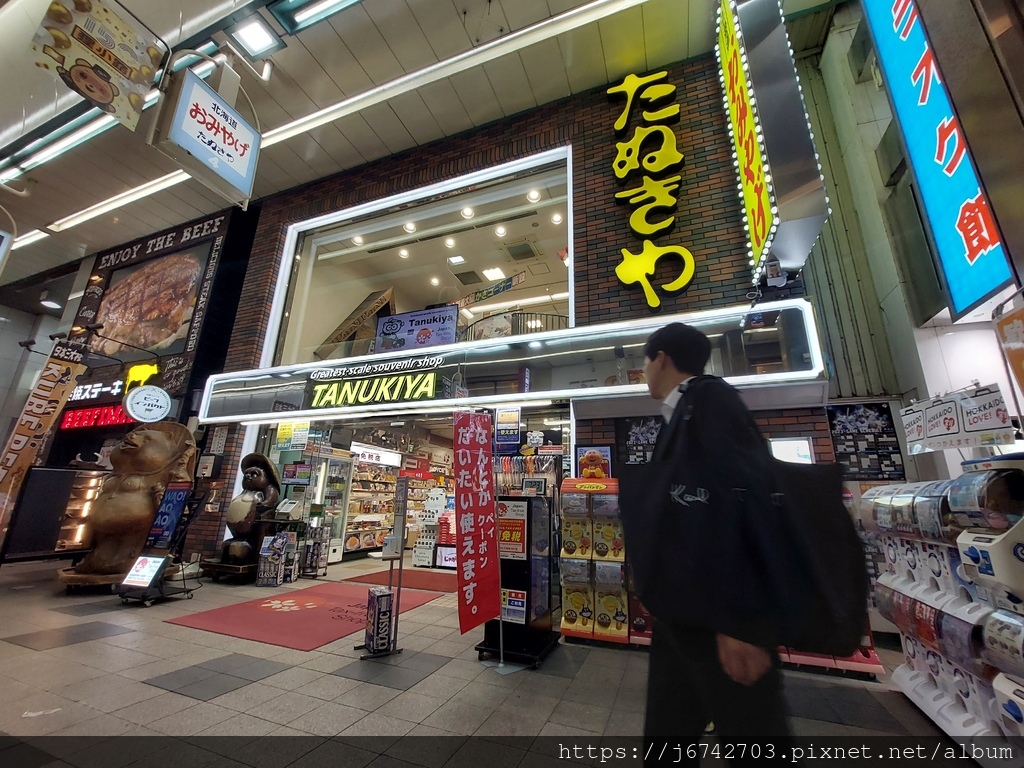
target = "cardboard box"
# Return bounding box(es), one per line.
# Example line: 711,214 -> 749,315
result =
364,587 -> 394,653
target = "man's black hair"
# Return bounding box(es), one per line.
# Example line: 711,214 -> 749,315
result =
644,323 -> 712,376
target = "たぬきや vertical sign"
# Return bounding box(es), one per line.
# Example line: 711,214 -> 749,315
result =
862,0 -> 1013,319
454,411 -> 500,633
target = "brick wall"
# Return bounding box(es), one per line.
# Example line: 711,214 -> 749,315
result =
189,54 -> 807,557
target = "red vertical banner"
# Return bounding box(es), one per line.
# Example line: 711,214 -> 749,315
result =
454,411 -> 501,633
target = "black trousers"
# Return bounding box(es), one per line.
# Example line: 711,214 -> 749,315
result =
644,619 -> 792,766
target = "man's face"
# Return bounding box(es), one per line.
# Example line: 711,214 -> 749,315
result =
643,352 -> 665,400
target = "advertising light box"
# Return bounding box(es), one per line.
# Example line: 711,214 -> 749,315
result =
863,0 -> 1013,319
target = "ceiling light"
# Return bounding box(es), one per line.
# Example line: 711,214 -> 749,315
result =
551,213 -> 563,224
461,207 -> 475,219
40,290 -> 61,310
447,255 -> 465,265
444,237 -> 456,248
460,308 -> 475,320
527,190 -> 541,202
227,15 -> 286,59
403,222 -> 417,233
12,230 -> 49,250
495,226 -> 507,237
527,320 -> 543,329
270,0 -> 364,33
352,235 -> 364,245
482,268 -> 506,281
48,171 -> 190,232
399,249 -> 409,258
470,291 -> 570,314
430,277 -> 440,286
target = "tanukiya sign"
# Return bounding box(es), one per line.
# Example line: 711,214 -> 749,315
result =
305,355 -> 448,410
607,70 -> 694,309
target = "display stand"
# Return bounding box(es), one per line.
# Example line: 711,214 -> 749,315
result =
475,495 -> 560,668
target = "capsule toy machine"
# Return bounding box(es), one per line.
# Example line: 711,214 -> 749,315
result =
914,479 -> 961,597
952,461 -> 1024,614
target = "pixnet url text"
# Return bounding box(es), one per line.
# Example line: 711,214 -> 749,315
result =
558,743 -> 1015,762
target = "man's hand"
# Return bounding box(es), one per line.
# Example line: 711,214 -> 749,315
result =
716,634 -> 771,686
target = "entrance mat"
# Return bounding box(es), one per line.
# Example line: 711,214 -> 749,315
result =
343,569 -> 458,593
166,582 -> 441,651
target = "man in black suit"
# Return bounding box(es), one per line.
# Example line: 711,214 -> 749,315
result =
642,322 -> 791,762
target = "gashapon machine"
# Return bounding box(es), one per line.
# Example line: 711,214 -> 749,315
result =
860,455 -> 1024,752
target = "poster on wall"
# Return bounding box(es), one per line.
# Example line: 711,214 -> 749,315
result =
497,500 -> 528,561
618,417 -> 661,464
899,384 -> 1014,453
577,446 -> 612,479
69,213 -> 230,399
494,407 -> 521,447
454,411 -> 500,633
375,306 -> 457,351
826,402 -> 905,480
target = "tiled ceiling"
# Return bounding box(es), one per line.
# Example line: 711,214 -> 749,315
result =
0,0 -> 835,290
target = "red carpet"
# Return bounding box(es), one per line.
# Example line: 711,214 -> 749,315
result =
344,569 -> 457,593
167,582 -> 441,651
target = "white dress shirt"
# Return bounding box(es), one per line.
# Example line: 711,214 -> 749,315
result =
660,375 -> 695,423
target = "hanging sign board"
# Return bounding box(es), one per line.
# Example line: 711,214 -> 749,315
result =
900,384 -> 1013,453
494,407 -> 521,446
457,271 -> 527,309
30,0 -> 166,131
375,306 -> 458,351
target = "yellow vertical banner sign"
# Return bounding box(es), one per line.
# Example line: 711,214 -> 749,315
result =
717,0 -> 777,277
0,342 -> 89,551
996,304 -> 1024,401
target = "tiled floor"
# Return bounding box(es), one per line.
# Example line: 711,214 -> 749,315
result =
0,556 -> 948,741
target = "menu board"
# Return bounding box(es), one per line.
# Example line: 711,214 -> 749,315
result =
827,402 -> 905,481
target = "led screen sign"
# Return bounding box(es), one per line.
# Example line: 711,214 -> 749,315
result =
60,405 -> 136,430
862,0 -> 1013,319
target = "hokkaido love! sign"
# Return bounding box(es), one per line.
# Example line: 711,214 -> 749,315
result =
454,411 -> 500,633
900,384 -> 1013,454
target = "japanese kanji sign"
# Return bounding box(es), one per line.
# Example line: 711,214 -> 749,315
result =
608,71 -> 695,309
454,411 -> 501,633
996,304 -> 1024,398
717,0 -> 777,278
497,500 -> 528,561
863,0 -> 1013,319
900,384 -> 1013,454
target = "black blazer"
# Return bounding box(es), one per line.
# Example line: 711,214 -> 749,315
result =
653,376 -> 772,492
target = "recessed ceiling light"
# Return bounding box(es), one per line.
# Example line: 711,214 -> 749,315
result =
551,213 -> 563,224
403,222 -> 417,233
461,207 -> 474,219
494,226 -> 506,237
227,15 -> 285,59
352,235 -> 364,245
447,255 -> 465,265
527,190 -> 541,202
482,267 -> 506,281
430,277 -> 440,286
399,249 -> 410,258
445,237 -> 455,248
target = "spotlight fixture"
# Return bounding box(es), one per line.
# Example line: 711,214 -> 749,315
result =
482,267 -> 506,281
444,238 -> 456,248
226,14 -> 286,59
494,226 -> 507,237
447,255 -> 465,265
352,235 -> 364,245
527,190 -> 541,203
551,213 -> 563,224
430,277 -> 440,286
460,207 -> 474,219
398,249 -> 410,259
403,222 -> 416,233
48,332 -> 68,341
40,290 -> 62,310
89,275 -> 102,282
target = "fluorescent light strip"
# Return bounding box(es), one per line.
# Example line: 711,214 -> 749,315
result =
469,291 -> 570,314
294,0 -> 362,24
49,171 -> 191,232
31,0 -> 644,236
264,0 -> 648,146
12,230 -> 49,250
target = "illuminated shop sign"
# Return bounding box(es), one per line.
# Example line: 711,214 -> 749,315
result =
67,362 -> 161,404
309,372 -> 438,409
60,405 -> 136,430
717,0 -> 776,278
608,70 -> 694,309
862,0 -> 1013,319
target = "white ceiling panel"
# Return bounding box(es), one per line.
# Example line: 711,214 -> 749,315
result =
359,103 -> 417,155
293,21 -> 371,98
499,0 -> 559,31
263,37 -> 348,110
448,67 -> 503,127
518,41 -> 573,108
688,0 -> 717,56
643,0 -> 692,70
306,124 -> 367,169
599,7 -> 649,82
334,114 -> 393,163
416,80 -> 475,137
328,4 -> 405,86
558,25 -> 609,94
387,91 -> 445,146
362,0 -> 439,73
410,0 -> 475,60
482,57 -> 537,117
456,0 -> 514,46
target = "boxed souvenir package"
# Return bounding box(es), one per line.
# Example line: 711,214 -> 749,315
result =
560,560 -> 593,636
364,587 -> 394,653
593,561 -> 628,642
560,492 -> 591,559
